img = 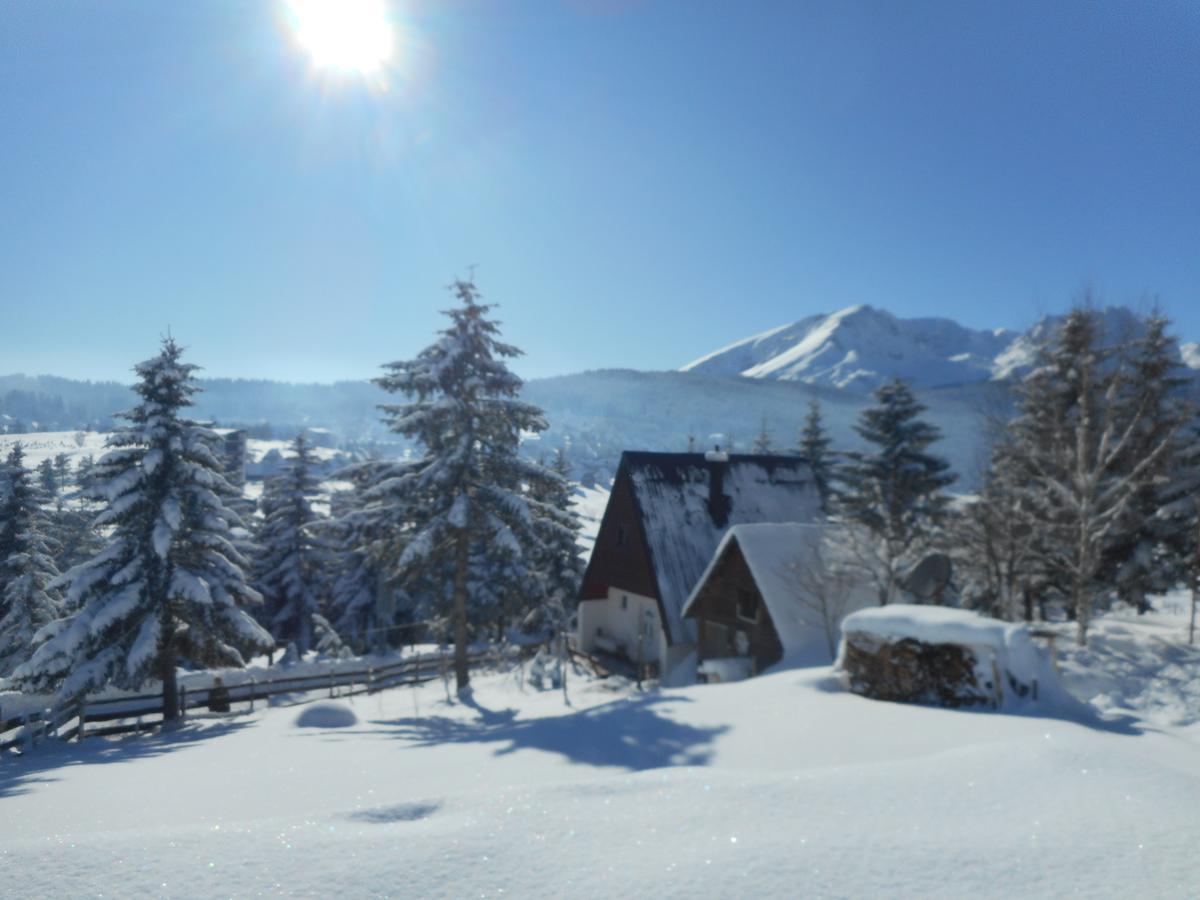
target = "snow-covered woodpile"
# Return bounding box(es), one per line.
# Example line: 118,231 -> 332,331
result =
837,606 -> 1055,710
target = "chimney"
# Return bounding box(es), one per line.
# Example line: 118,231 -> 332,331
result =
706,445 -> 731,526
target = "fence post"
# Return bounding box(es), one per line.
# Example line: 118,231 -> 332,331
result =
329,672 -> 335,699
180,686 -> 187,722
366,666 -> 374,695
249,677 -> 256,713
76,699 -> 86,742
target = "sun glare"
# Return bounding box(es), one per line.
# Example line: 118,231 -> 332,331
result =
287,0 -> 394,75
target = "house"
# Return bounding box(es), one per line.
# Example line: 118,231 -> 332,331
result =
681,523 -> 875,678
576,450 -> 821,683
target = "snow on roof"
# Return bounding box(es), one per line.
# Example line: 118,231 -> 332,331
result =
623,452 -> 819,644
682,523 -> 874,660
682,523 -> 818,649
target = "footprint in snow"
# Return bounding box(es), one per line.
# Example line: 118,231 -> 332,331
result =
348,801 -> 441,824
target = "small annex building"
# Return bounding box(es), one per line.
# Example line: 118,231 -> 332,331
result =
576,450 -> 821,683
681,523 -> 875,677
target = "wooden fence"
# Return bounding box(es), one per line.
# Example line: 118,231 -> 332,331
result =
0,648 -> 495,754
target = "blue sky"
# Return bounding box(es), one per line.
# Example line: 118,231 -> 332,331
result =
1,0 -> 1198,384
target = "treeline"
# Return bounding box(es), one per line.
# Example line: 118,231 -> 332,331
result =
0,280 -> 584,713
794,304 -> 1199,648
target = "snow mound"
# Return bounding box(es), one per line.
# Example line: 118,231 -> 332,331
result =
838,605 -> 1072,712
294,702 -> 358,728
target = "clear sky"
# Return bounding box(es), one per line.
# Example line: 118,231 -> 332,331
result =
1,0 -> 1198,384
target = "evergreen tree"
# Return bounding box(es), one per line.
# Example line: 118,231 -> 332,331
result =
0,445 -> 64,675
371,278 -> 559,693
838,378 -> 956,605
1009,308 -> 1173,645
53,453 -> 72,499
253,433 -> 328,655
955,436 -> 1039,621
1100,312 -> 1193,610
14,339 -> 272,715
796,398 -> 836,513
322,482 -> 387,653
751,418 -> 773,454
37,458 -> 57,500
75,454 -> 96,494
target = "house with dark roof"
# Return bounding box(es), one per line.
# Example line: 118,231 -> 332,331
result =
576,450 -> 821,683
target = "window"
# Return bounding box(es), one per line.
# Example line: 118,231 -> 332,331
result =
621,594 -> 629,610
737,588 -> 759,623
616,524 -> 627,547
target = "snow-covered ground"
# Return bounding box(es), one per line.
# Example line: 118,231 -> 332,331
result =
571,482 -> 610,561
3,601 -> 1200,897
0,429 -> 108,469
1051,591 -> 1200,733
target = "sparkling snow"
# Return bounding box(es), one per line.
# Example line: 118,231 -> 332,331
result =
3,610 -> 1200,897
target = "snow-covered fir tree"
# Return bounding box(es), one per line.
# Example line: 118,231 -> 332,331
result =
324,482 -> 384,652
14,339 -> 272,716
796,398 -> 836,513
37,457 -> 57,501
1099,311 -> 1193,611
370,278 -> 561,692
955,435 -> 1040,621
1008,308 -> 1174,645
522,448 -> 584,694
838,377 -> 956,605
0,444 -> 64,676
253,432 -> 328,655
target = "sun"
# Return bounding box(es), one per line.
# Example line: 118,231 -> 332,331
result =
286,0 -> 394,75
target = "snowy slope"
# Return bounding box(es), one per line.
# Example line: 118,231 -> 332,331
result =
682,304 -> 1198,391
3,602 -> 1200,897
0,430 -> 109,470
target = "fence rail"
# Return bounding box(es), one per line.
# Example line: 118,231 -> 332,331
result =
0,648 -> 496,753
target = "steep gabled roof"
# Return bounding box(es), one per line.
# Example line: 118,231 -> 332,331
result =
619,451 -> 819,644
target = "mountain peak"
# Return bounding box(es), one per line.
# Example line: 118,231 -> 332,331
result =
679,305 -> 1188,391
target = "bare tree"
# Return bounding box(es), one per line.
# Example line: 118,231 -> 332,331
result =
779,528 -> 859,660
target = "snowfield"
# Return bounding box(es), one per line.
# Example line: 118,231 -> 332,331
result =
4,604 -> 1200,898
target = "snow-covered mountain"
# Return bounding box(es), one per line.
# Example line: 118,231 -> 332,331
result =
680,304 -> 1192,391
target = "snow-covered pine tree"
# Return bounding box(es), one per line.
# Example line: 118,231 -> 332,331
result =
14,338 -> 272,716
372,278 -> 556,693
955,435 -> 1039,621
37,458 -> 57,502
75,454 -> 96,493
319,468 -> 399,654
0,444 -> 64,675
1100,311 -> 1193,611
751,418 -> 774,454
838,378 -> 956,605
796,398 -> 836,513
53,452 -> 72,500
1010,307 -> 1174,645
253,433 -> 328,656
523,448 -> 585,697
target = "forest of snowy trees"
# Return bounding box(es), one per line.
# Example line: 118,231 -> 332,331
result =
785,305 -> 1200,648
1,292 -> 1198,716
0,280 -> 584,714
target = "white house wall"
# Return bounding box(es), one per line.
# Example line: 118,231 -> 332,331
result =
577,588 -> 665,665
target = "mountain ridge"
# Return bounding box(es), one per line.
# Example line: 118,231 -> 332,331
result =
680,304 -> 1196,391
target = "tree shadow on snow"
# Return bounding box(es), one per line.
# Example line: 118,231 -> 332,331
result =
360,692 -> 728,771
0,719 -> 253,800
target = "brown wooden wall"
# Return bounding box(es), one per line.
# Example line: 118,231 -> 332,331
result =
579,467 -> 660,605
686,540 -> 784,672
